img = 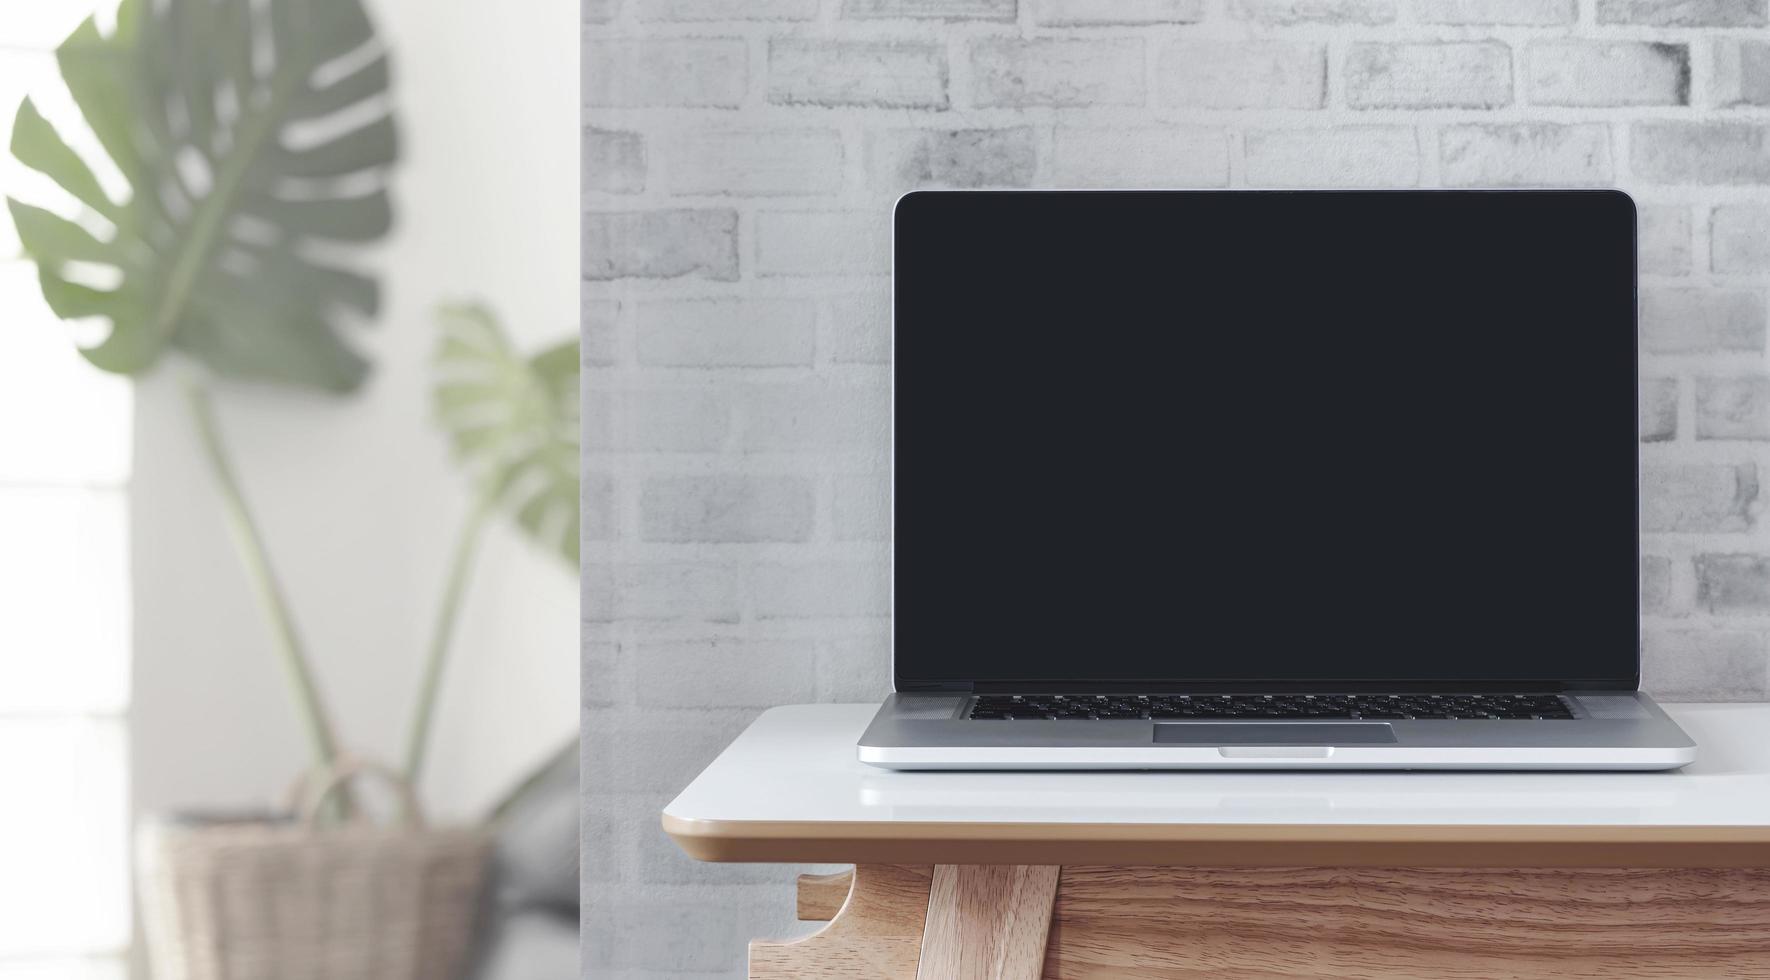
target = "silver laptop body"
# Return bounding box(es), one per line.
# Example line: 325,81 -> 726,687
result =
859,189 -> 1696,772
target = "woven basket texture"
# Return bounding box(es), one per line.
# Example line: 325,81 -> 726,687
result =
138,819 -> 490,980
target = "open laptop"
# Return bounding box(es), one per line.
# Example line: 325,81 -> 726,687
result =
858,189 -> 1697,771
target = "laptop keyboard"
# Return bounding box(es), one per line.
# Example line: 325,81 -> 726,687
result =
967,693 -> 1575,721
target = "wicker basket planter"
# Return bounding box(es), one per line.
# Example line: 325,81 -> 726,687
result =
137,759 -> 491,980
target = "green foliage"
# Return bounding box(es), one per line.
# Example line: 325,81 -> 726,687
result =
433,304 -> 581,565
7,0 -> 397,391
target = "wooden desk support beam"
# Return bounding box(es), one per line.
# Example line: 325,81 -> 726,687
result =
751,864 -> 933,979
797,870 -> 855,922
757,863 -> 1770,979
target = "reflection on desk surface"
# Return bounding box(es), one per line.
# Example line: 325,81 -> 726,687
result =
664,703 -> 1770,829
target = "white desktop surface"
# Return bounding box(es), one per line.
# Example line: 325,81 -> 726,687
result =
666,703 -> 1770,832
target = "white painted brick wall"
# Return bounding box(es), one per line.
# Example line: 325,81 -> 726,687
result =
1523,42 -> 1689,107
1715,39 -> 1770,106
767,38 -> 948,108
584,0 -> 1770,971
1034,0 -> 1205,25
970,37 -> 1146,108
657,129 -> 845,196
1414,0 -> 1573,25
1345,42 -> 1513,109
1597,0 -> 1766,27
1051,126 -> 1228,187
1247,126 -> 1420,187
1156,42 -> 1326,110
1440,123 -> 1611,187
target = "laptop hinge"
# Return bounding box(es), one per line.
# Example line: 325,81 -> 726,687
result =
897,680 -> 974,693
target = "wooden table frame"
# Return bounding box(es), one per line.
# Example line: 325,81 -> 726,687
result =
748,860 -> 1770,979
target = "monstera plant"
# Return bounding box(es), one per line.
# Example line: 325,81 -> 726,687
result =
7,0 -> 396,785
406,304 -> 580,784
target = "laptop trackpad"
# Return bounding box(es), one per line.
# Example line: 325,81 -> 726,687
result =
1154,723 -> 1397,746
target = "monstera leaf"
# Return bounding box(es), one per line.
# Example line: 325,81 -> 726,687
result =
434,304 -> 580,565
7,0 -> 396,390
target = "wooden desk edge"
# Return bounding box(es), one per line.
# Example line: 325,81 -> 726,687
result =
662,813 -> 1770,867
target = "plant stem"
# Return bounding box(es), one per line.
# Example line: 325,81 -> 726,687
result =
183,379 -> 351,814
404,491 -> 495,787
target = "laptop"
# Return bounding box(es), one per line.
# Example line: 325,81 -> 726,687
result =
857,188 -> 1697,771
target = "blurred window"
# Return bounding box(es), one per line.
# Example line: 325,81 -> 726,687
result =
0,3 -> 132,977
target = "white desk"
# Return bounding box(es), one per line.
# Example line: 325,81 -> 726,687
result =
665,703 -> 1770,978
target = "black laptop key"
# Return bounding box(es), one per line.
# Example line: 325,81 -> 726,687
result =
967,693 -> 1575,721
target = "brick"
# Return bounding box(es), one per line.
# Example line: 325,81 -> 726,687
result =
581,641 -> 619,709
1346,42 -> 1512,110
641,475 -> 815,542
1715,40 -> 1770,107
868,128 -> 1037,191
1413,0 -> 1573,23
1712,205 -> 1770,275
584,387 -> 729,452
1699,554 -> 1770,613
753,561 -> 891,618
580,563 -> 742,621
582,714 -> 756,798
583,39 -> 747,108
635,0 -> 818,18
583,209 -> 738,281
1156,42 -> 1325,110
580,803 -> 619,882
1642,630 -> 1768,701
844,0 -> 1016,17
584,472 -> 614,542
768,39 -> 947,109
1525,42 -> 1687,107
1440,124 -> 1610,188
1246,127 -> 1420,188
970,38 -> 1144,109
582,297 -> 620,366
1034,0 -> 1205,22
636,298 -> 816,367
1641,377 -> 1678,442
636,639 -> 818,706
833,473 -> 890,541
817,633 -> 893,701
1231,0 -> 1396,22
583,128 -> 645,195
1640,206 -> 1692,277
1598,0 -> 1766,25
1641,288 -> 1766,353
659,129 -> 843,197
583,0 -> 617,22
826,291 -> 891,364
1633,123 -> 1770,186
755,211 -> 889,277
1050,127 -> 1228,188
1640,462 -> 1758,532
1697,376 -> 1770,440
1642,556 -> 1673,615
587,886 -> 775,971
739,383 -> 890,452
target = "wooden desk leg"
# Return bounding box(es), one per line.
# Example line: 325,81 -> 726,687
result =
797,870 -> 857,922
750,864 -> 933,979
917,865 -> 1061,980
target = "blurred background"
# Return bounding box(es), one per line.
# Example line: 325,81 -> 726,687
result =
1,0 -> 578,977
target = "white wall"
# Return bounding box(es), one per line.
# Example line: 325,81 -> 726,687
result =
131,0 -> 580,828
582,0 -> 1770,975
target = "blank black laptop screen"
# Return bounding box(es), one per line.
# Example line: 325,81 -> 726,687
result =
891,190 -> 1639,693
